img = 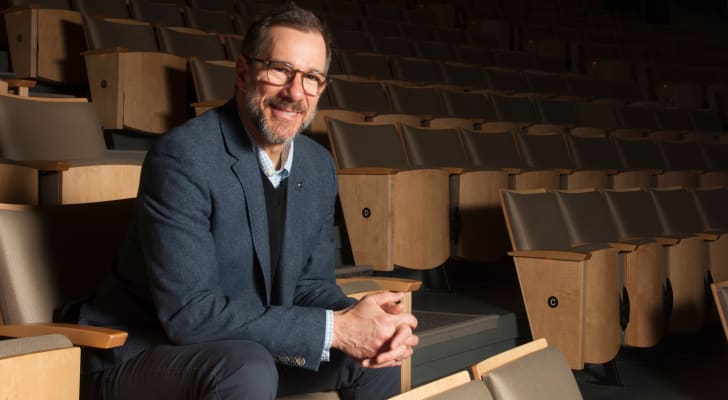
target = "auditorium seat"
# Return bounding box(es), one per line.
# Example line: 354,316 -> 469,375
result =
329,30 -> 374,52
499,189 -> 621,369
470,338 -> 583,399
440,62 -> 488,89
384,83 -> 448,120
3,3 -> 86,83
414,40 -> 458,62
363,18 -> 401,37
483,67 -> 531,94
388,370 -> 485,400
523,70 -> 571,98
460,128 -> 561,190
614,137 -> 695,188
156,26 -> 228,60
556,190 -> 665,347
457,45 -> 497,66
129,0 -> 185,27
189,59 -> 235,115
183,6 -> 236,34
0,94 -> 143,204
517,131 -> 610,189
399,124 -> 509,262
326,117 -> 450,271
565,133 -> 650,189
338,52 -> 394,81
82,15 -> 189,134
0,200 -> 131,387
604,189 -> 707,334
187,0 -> 237,12
650,187 -> 728,283
370,35 -> 418,57
72,0 -> 129,18
438,88 -> 498,122
659,140 -> 728,187
326,76 -> 392,115
390,57 -> 446,85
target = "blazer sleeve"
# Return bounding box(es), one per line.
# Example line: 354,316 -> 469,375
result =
136,134 -> 331,371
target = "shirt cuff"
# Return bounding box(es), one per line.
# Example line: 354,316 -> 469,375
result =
321,309 -> 333,362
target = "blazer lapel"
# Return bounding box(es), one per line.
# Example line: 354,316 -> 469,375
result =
277,147 -> 306,297
218,100 -> 272,302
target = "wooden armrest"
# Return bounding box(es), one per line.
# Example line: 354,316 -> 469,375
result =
555,168 -> 573,174
508,250 -> 591,261
696,232 -> 720,241
655,237 -> 680,246
441,167 -> 465,174
608,242 -> 639,251
22,160 -> 71,171
3,79 -> 36,89
337,277 -> 422,293
337,167 -> 399,175
81,47 -> 130,56
501,167 -> 523,174
0,323 -> 127,349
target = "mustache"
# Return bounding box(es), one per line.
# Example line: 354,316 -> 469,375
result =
267,97 -> 306,113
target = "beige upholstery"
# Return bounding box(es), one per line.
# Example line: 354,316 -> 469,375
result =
190,59 -> 235,103
0,94 -> 144,204
388,370 -> 490,400
156,26 -> 228,60
483,346 -> 582,400
0,334 -> 80,400
604,189 -> 706,334
327,117 -> 450,271
557,190 -> 665,347
400,124 -> 510,262
500,190 -> 621,369
0,200 -> 134,325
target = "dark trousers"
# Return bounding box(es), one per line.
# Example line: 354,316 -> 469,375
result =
81,340 -> 400,400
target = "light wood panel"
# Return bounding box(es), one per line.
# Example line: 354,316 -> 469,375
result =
0,346 -> 80,400
471,338 -> 548,378
388,370 -> 471,400
666,237 -> 707,334
622,243 -> 665,347
84,50 -> 188,133
59,164 -> 141,204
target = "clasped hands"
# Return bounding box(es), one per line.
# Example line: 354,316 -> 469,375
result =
332,291 -> 419,368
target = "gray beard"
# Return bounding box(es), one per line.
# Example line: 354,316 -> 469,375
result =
245,92 -> 316,145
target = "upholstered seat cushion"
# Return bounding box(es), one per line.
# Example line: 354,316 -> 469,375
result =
484,347 -> 583,400
0,334 -> 72,358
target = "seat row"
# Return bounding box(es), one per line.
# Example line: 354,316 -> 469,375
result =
500,187 -> 728,369
320,77 -> 726,139
322,114 -> 728,266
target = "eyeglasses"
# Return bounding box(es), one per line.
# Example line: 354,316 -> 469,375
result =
252,58 -> 328,96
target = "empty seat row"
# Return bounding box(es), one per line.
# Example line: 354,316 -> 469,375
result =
324,115 -> 728,265
500,187 -> 728,369
321,78 -> 726,138
330,35 -> 561,72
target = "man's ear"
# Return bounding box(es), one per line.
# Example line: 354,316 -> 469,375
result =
236,56 -> 248,90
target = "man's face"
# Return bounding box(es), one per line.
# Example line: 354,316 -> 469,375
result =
236,26 -> 327,146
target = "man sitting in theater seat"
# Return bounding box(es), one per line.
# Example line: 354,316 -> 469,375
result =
63,3 -> 418,399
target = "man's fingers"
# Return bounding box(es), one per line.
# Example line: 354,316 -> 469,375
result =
367,291 -> 405,306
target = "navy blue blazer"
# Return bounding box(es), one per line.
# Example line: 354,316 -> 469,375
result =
79,100 -> 355,373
